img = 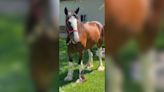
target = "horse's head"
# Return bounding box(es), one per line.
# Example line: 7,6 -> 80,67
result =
64,7 -> 80,44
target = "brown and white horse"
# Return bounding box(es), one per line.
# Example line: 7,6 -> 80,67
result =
64,7 -> 104,83
105,0 -> 164,92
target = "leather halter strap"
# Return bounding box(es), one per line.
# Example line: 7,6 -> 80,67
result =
66,30 -> 78,37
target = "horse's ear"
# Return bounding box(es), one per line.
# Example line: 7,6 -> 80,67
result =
64,7 -> 68,15
75,7 -> 80,14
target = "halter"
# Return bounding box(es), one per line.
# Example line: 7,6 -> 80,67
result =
65,21 -> 79,45
65,13 -> 79,45
66,29 -> 78,37
66,29 -> 79,45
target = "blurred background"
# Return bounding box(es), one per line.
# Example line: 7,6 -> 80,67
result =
0,0 -> 59,92
105,0 -> 164,92
0,0 -> 34,92
114,25 -> 164,92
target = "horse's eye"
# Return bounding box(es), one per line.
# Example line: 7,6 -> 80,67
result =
73,15 -> 77,18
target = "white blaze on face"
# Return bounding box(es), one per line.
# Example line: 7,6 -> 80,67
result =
68,16 -> 79,43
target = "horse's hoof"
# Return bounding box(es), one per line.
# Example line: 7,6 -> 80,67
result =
64,76 -> 73,81
98,66 -> 105,71
86,66 -> 92,70
76,78 -> 85,83
86,63 -> 93,70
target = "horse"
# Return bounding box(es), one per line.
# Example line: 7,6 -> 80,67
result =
105,0 -> 164,91
64,7 -> 104,83
26,0 -> 59,92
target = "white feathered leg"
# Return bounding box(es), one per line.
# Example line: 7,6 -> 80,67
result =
86,49 -> 94,69
98,47 -> 105,71
64,62 -> 74,81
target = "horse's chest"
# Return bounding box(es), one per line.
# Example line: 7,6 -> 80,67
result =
68,43 -> 84,53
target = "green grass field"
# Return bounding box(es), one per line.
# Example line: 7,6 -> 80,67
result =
59,38 -> 105,92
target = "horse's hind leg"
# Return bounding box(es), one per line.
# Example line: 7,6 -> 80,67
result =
86,49 -> 94,69
97,47 -> 105,71
76,52 -> 86,83
64,55 -> 74,81
97,39 -> 105,71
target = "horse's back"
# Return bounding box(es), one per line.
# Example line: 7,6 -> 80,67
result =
84,21 -> 103,42
109,0 -> 151,32
78,21 -> 103,49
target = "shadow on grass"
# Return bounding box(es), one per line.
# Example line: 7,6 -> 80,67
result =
59,47 -> 105,87
59,68 -> 97,87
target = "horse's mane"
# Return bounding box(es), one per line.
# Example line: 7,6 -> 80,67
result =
77,20 -> 86,33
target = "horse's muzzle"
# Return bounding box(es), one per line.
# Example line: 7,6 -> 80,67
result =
66,30 -> 79,44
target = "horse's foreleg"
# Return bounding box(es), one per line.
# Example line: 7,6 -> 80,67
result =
76,52 -> 86,83
97,47 -> 105,71
139,50 -> 156,92
137,27 -> 158,92
86,49 -> 94,69
64,56 -> 74,81
106,56 -> 124,92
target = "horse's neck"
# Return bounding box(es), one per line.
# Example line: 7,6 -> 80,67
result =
77,20 -> 85,33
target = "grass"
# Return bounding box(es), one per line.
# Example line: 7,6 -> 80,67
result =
0,14 -> 34,92
59,38 -> 105,92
